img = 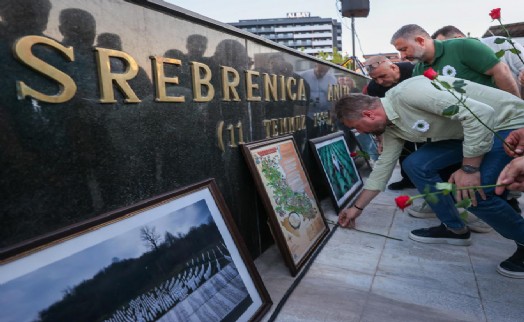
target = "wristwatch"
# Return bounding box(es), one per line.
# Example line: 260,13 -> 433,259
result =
461,164 -> 480,174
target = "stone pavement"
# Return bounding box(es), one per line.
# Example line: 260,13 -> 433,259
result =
255,166 -> 524,322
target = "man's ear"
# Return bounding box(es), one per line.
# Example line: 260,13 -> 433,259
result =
415,36 -> 425,46
362,110 -> 374,119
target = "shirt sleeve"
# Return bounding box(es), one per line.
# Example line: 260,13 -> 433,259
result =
460,38 -> 500,74
363,130 -> 404,191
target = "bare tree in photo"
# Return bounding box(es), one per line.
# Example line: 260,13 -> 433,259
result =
140,226 -> 161,251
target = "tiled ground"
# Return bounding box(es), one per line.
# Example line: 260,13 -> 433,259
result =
255,166 -> 524,322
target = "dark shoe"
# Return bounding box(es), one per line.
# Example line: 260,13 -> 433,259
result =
507,198 -> 522,214
497,244 -> 524,278
409,224 -> 471,246
387,179 -> 415,190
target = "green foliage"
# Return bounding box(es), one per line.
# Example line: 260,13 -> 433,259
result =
431,82 -> 443,91
316,47 -> 350,66
494,37 -> 506,44
260,157 -> 316,219
495,49 -> 506,58
442,105 -> 460,116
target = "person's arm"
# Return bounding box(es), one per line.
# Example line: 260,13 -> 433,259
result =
496,156 -> 524,194
338,189 -> 380,227
485,62 -> 521,98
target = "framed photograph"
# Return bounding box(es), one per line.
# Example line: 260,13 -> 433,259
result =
309,131 -> 364,212
0,179 -> 271,322
241,136 -> 329,276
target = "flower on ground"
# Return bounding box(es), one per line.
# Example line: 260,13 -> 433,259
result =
442,65 -> 457,77
412,120 -> 430,133
489,8 -> 501,20
423,68 -> 438,80
395,195 -> 412,211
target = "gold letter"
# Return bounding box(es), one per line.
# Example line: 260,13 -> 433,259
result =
286,77 -> 297,100
95,47 -> 140,103
221,66 -> 240,101
150,56 -> 184,103
263,73 -> 278,101
245,70 -> 261,101
191,61 -> 214,102
327,84 -> 334,102
297,78 -> 306,101
263,120 -> 272,138
279,75 -> 286,101
14,35 -> 76,103
279,117 -> 289,134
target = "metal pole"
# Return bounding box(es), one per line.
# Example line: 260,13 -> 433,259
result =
351,16 -> 356,70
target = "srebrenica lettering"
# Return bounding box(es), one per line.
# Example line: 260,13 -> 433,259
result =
0,0 -> 368,258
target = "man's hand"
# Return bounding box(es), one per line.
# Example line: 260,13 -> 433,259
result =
338,206 -> 362,228
496,156 -> 524,194
448,169 -> 485,206
504,128 -> 524,157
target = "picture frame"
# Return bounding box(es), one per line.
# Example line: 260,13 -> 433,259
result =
309,131 -> 364,212
241,135 -> 329,276
0,179 -> 271,322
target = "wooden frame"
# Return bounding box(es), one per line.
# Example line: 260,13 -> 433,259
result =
309,131 -> 364,212
0,179 -> 271,322
241,135 -> 329,276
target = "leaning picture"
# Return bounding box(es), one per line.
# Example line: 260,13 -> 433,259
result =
0,179 -> 271,322
310,131 -> 364,211
241,136 -> 329,276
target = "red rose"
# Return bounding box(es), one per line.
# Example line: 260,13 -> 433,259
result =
489,8 -> 501,20
395,195 -> 412,211
350,152 -> 358,157
423,68 -> 438,80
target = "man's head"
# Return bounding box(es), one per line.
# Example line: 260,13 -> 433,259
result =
314,63 -> 330,79
364,55 -> 401,87
431,25 -> 466,40
335,94 -> 388,135
390,24 -> 432,64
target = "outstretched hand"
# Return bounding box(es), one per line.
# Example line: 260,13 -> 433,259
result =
496,156 -> 524,194
338,206 -> 361,228
504,128 -> 524,157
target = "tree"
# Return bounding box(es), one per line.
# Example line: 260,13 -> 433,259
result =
140,225 -> 161,251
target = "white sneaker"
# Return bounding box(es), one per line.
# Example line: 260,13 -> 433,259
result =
407,202 -> 436,218
465,213 -> 493,233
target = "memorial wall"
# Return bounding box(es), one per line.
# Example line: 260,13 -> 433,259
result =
0,0 -> 369,258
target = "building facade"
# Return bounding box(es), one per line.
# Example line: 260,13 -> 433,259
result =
229,12 -> 342,56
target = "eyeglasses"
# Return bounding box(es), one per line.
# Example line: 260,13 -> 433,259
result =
364,60 -> 386,73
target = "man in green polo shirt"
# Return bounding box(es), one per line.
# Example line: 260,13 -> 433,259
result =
389,24 -> 521,227
390,24 -> 520,97
335,75 -> 524,278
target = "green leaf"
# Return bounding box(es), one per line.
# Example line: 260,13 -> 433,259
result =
452,79 -> 466,88
423,185 -> 432,195
509,48 -> 521,55
440,81 -> 452,89
455,198 -> 472,209
455,87 -> 466,94
495,50 -> 505,58
431,82 -> 443,91
426,193 -> 439,204
442,105 -> 460,116
458,210 -> 469,223
494,37 -> 506,44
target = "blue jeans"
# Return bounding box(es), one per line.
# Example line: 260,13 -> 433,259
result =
403,130 -> 524,244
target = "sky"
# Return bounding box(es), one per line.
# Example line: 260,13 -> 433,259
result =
166,0 -> 524,61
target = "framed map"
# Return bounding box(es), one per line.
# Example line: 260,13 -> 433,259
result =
241,136 -> 329,276
310,131 -> 364,212
0,179 -> 271,322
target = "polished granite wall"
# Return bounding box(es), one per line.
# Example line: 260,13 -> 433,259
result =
0,0 -> 368,257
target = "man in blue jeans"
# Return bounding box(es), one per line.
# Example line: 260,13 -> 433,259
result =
335,75 -> 524,278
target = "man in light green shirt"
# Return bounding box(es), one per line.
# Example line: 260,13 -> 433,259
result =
335,75 -> 524,278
